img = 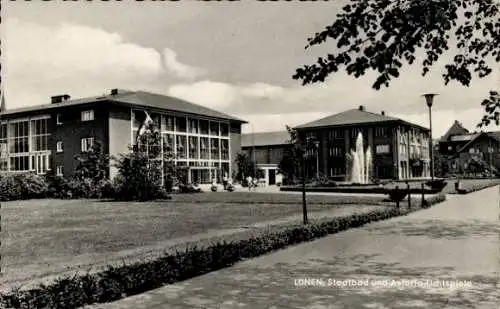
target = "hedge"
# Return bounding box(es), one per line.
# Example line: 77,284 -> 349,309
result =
0,194 -> 445,309
280,185 -> 442,195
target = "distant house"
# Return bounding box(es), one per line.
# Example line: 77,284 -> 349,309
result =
241,131 -> 291,185
438,121 -> 500,176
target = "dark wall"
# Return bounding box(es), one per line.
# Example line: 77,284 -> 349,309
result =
51,104 -> 109,178
229,122 -> 242,177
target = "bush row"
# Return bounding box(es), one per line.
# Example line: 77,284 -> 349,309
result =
0,173 -> 116,201
0,172 -> 171,202
279,185 -> 442,195
0,197 -> 445,309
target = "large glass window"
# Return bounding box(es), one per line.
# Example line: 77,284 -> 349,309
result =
9,121 -> 29,154
220,123 -> 229,137
188,118 -> 198,134
176,135 -> 187,158
0,124 -> 7,165
199,120 -> 209,135
210,121 -> 219,136
162,134 -> 174,153
188,136 -> 199,159
210,138 -> 219,160
10,156 -> 30,171
200,137 -> 209,159
161,115 -> 175,131
176,117 -> 187,132
221,139 -> 229,160
31,118 -> 49,152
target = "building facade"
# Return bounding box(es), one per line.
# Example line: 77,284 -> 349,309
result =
438,121 -> 500,176
241,131 -> 291,185
0,89 -> 246,184
295,105 -> 431,181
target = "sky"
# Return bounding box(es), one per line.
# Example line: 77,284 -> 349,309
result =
2,1 -> 499,138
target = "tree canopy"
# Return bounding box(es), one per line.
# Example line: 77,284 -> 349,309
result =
293,0 -> 499,127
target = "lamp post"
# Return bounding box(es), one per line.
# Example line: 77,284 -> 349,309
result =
422,93 -> 438,180
314,140 -> 320,178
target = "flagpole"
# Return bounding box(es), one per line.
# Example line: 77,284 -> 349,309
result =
252,124 -> 256,179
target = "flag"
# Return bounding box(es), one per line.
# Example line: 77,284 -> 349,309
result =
137,111 -> 154,138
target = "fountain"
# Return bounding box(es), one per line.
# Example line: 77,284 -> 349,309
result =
350,132 -> 373,184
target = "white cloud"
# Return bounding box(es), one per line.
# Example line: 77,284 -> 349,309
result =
163,48 -> 206,80
2,18 -> 203,108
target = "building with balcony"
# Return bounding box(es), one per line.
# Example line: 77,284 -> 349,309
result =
438,121 -> 500,175
294,105 -> 431,181
0,89 -> 246,184
241,131 -> 291,185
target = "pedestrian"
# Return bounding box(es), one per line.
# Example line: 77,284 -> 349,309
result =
246,175 -> 253,191
223,172 -> 228,190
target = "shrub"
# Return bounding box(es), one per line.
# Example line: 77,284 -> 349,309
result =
0,173 -> 48,201
211,185 -> 218,192
425,179 -> 447,191
387,188 -> 407,202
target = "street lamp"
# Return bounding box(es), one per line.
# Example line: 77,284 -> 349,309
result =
314,140 -> 320,178
422,93 -> 438,180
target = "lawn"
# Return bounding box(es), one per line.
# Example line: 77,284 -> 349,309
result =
1,196 -> 388,290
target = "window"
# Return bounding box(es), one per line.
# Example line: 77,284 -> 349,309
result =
176,135 -> 187,158
161,115 -> 175,132
328,130 -> 344,139
176,117 -> 187,132
81,137 -> 94,152
376,144 -> 390,154
188,118 -> 198,134
56,141 -> 63,153
56,166 -> 63,177
31,118 -> 49,152
188,136 -> 199,159
210,138 -> 220,159
210,121 -> 219,136
199,120 -> 209,135
81,110 -> 95,121
329,147 -> 342,156
10,156 -> 30,171
375,127 -> 387,137
9,121 -> 29,154
162,134 -> 174,153
200,137 -> 209,159
221,139 -> 229,160
220,123 -> 229,137
56,113 -> 63,125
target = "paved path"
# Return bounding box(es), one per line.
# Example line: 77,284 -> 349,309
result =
87,186 -> 499,309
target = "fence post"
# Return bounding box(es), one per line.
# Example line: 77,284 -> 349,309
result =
421,183 -> 425,207
407,181 -> 411,209
395,185 -> 400,209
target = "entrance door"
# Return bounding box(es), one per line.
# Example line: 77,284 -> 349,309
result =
268,169 -> 276,185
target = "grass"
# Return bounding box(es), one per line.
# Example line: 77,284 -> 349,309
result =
2,195 -> 394,289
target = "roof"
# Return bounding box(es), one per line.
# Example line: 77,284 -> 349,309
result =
440,120 -> 470,141
294,108 -> 428,131
0,90 -> 246,123
241,131 -> 290,147
487,131 -> 500,142
456,132 -> 499,153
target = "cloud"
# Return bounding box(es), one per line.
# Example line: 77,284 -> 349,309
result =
163,48 -> 206,80
2,18 -> 203,108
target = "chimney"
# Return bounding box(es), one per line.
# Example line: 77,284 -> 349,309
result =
381,111 -> 385,116
358,105 -> 365,111
51,94 -> 71,104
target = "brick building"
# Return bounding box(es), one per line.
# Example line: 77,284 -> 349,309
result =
0,89 -> 246,184
295,105 -> 431,181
